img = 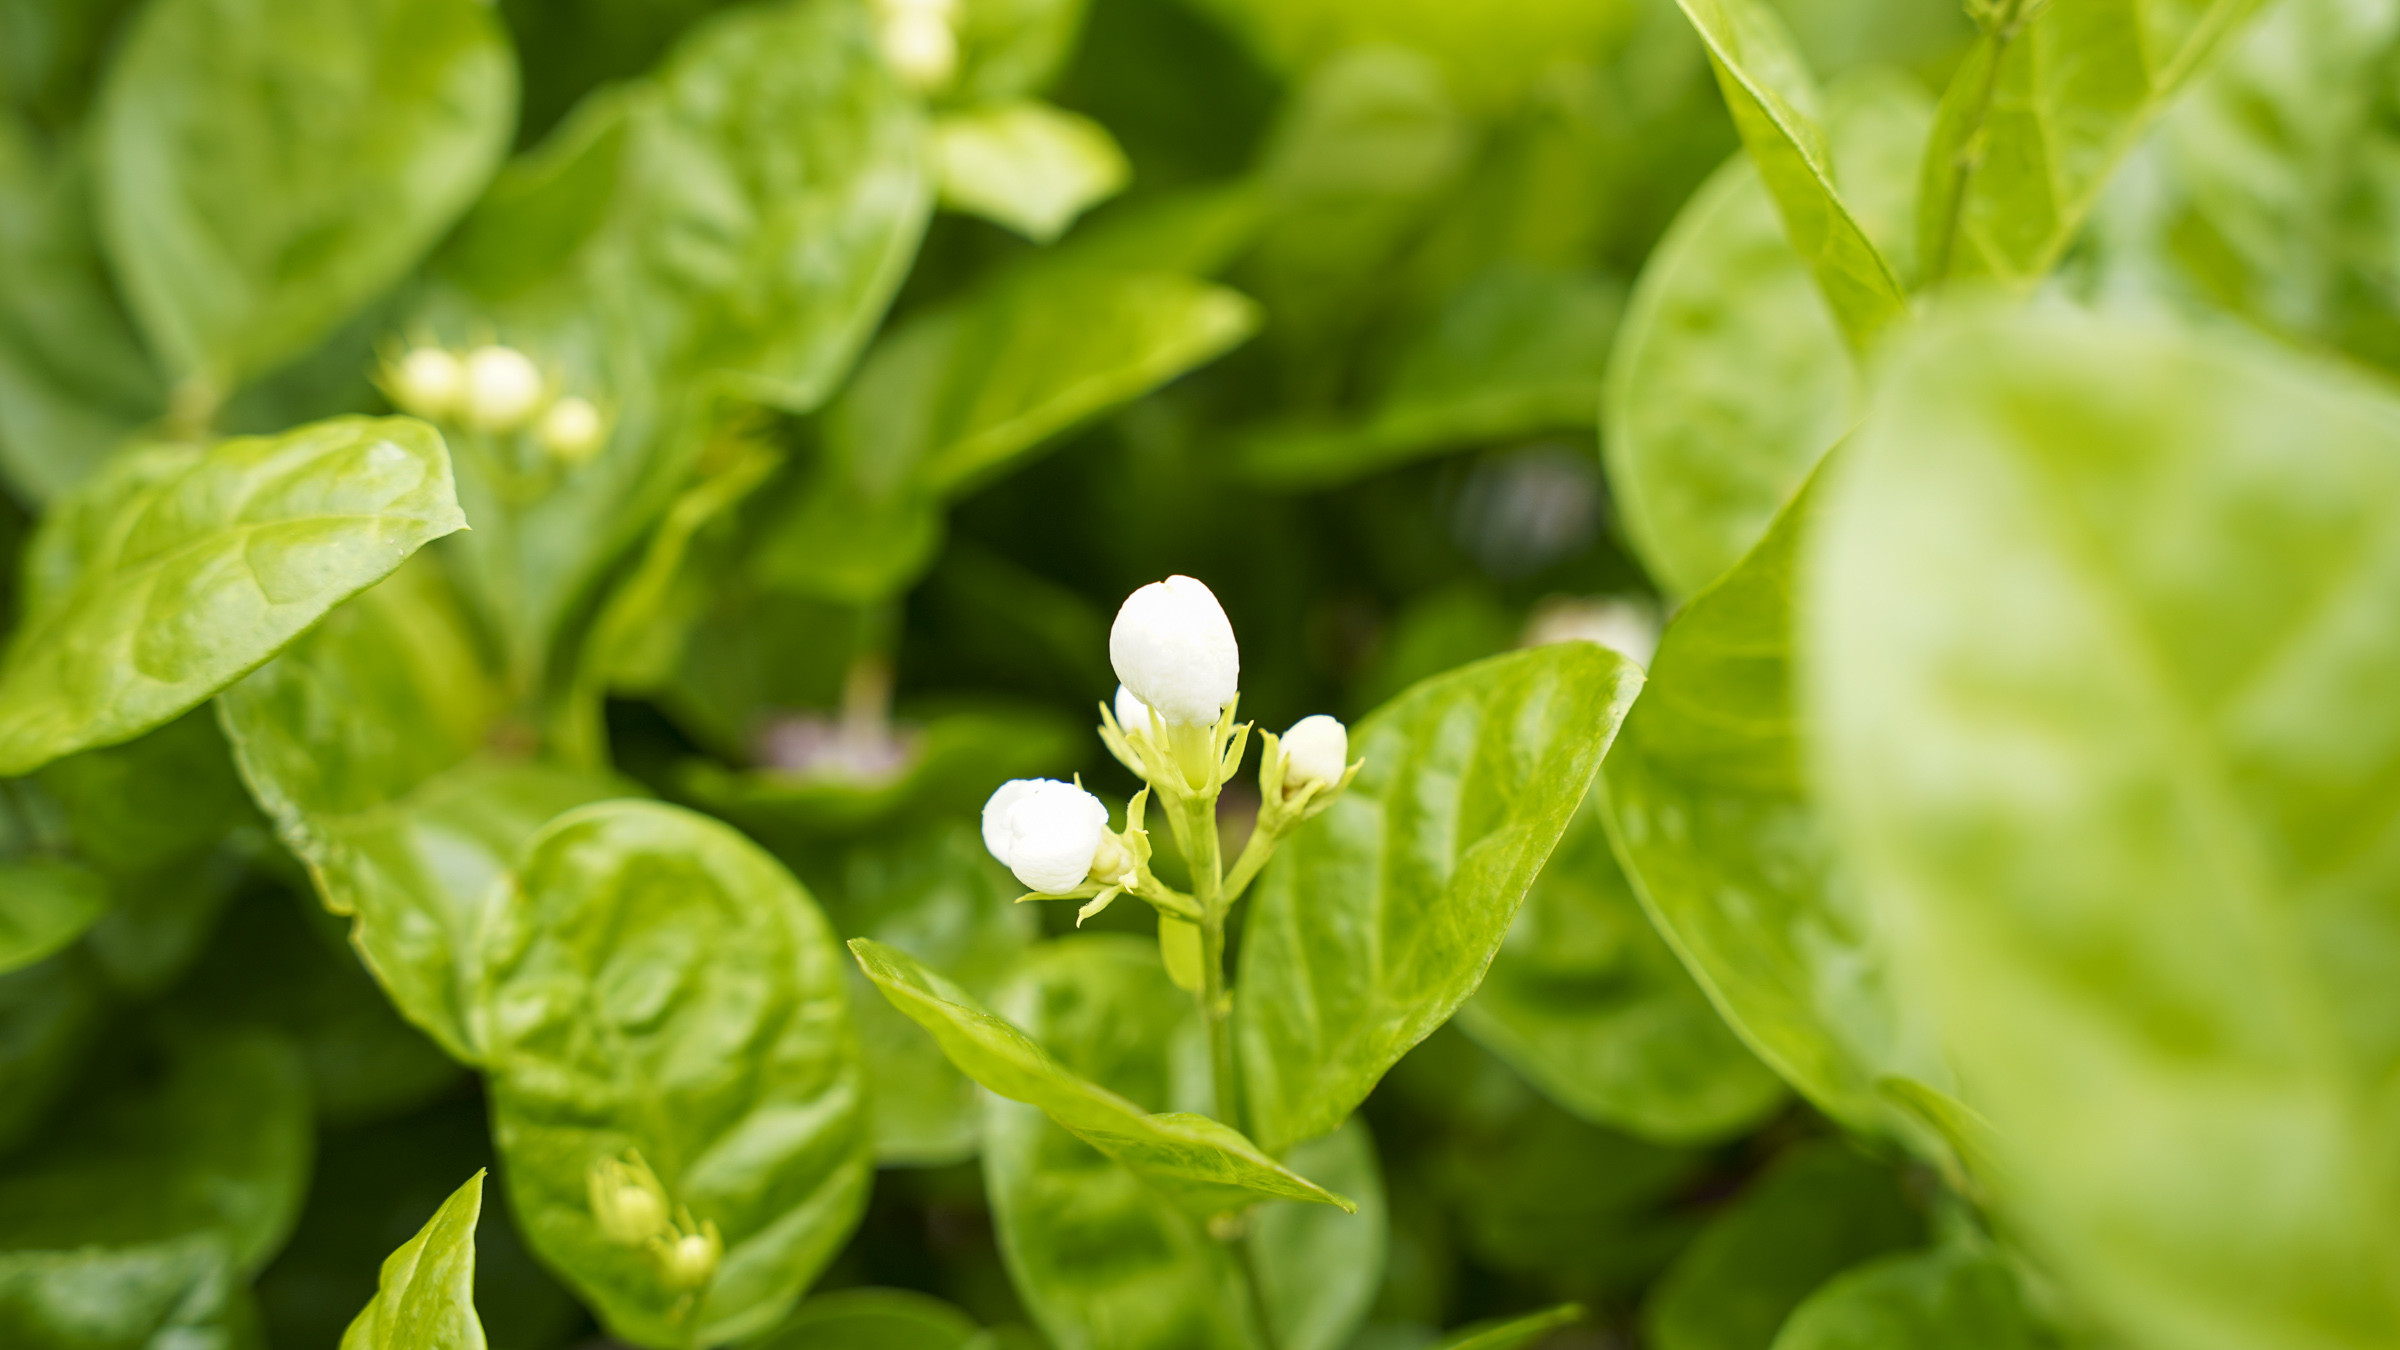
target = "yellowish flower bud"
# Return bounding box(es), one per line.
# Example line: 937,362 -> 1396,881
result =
652,1217 -> 722,1291
588,1152 -> 671,1247
537,395 -> 606,463
460,345 -> 545,431
388,347 -> 463,420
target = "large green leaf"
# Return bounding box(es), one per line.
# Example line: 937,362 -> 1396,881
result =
1181,0 -> 1628,110
1605,72 -> 1930,599
1917,0 -> 2271,287
978,936 -> 1265,1350
1673,0 -> 1905,347
1235,642 -> 1641,1155
479,801 -> 872,1349
0,416 -> 464,776
1247,1119 -> 1388,1350
339,1171 -> 486,1350
1457,798 -> 1785,1145
0,859 -> 105,975
94,0 -> 515,388
0,1233 -> 256,1350
855,937 -> 1352,1215
0,1027 -> 312,1272
1805,307 -> 2400,1350
752,1288 -> 984,1349
1771,1244 -> 2048,1350
218,558 -> 619,1062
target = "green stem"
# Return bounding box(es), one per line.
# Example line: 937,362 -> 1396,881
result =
1235,1224 -> 1283,1350
1925,0 -> 2039,286
1201,911 -> 1241,1130
1221,818 -> 1279,908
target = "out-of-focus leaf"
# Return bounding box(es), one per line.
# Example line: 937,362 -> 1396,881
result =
1918,0 -> 2271,287
935,101 -> 1129,243
1771,1243 -> 2049,1350
1434,1305 -> 1586,1350
0,417 -> 465,776
751,1288 -> 983,1350
855,936 -> 1352,1214
1673,0 -> 1904,347
1182,0 -> 1629,109
0,859 -> 104,974
338,1171 -> 485,1350
0,116 -> 162,505
1606,72 -> 1929,598
479,801 -> 872,1349
0,1233 -> 255,1350
951,0 -> 1092,103
1806,307 -> 2400,1350
0,954 -> 106,1155
94,0 -> 515,388
1236,643 -> 1641,1155
1458,798 -> 1785,1145
1643,1142 -> 1921,1350
37,708 -> 250,873
0,1027 -> 312,1272
219,559 -> 620,1063
979,935 -> 1263,1350
1249,1119 -> 1388,1350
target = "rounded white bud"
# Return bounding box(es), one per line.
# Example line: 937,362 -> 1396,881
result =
389,347 -> 463,420
1113,683 -> 1155,735
537,395 -> 606,462
1109,576 -> 1239,727
878,10 -> 957,89
981,779 -> 1110,893
460,345 -> 545,431
1281,715 -> 1348,789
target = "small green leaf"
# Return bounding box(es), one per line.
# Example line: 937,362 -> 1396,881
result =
1235,643 -> 1641,1155
0,415 -> 465,776
0,1233 -> 254,1350
0,859 -> 106,975
1433,1304 -> 1586,1350
339,1170 -> 486,1350
95,0 -> 516,387
750,1288 -> 983,1350
853,936 -> 1353,1214
480,801 -> 872,1349
935,101 -> 1130,243
1674,0 -> 1906,347
1457,799 -> 1786,1146
1248,1119 -> 1388,1350
1771,1244 -> 2049,1350
951,0 -> 1092,103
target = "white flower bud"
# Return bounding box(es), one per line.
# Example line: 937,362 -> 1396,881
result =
877,10 -> 957,90
1522,596 -> 1659,668
1109,576 -> 1239,727
1281,715 -> 1348,789
653,1220 -> 721,1291
587,1153 -> 670,1247
460,345 -> 545,431
389,347 -> 462,420
536,395 -> 606,462
981,779 -> 1110,892
1113,683 -> 1154,734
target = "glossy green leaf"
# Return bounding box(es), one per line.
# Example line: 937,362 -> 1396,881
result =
1674,0 -> 1905,348
480,801 -> 872,1349
94,0 -> 515,387
1248,1119 -> 1388,1350
1458,798 -> 1786,1145
1644,1142 -> 1921,1350
0,1233 -> 255,1350
1917,0 -> 2271,287
855,936 -> 1352,1214
1606,73 -> 1930,599
979,936 -> 1265,1350
934,101 -> 1129,243
339,1170 -> 486,1350
0,1027 -> 312,1272
1805,307 -> 2400,1350
1235,642 -> 1642,1155
0,415 -> 465,776
1771,1244 -> 2048,1350
219,559 -> 620,1062
751,1288 -> 983,1350
1434,1304 -> 1586,1350
0,859 -> 105,974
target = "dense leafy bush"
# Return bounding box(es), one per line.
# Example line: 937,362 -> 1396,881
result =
2,0 -> 2393,1346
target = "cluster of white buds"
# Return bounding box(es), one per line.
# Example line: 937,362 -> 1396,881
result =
381,342 -> 610,462
586,1150 -> 722,1296
875,0 -> 958,91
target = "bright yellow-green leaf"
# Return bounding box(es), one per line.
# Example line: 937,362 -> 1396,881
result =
934,101 -> 1129,243
339,1171 -> 486,1350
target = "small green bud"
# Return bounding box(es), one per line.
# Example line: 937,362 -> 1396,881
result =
536,395 -> 607,463
587,1151 -> 672,1247
652,1216 -> 723,1291
386,347 -> 463,420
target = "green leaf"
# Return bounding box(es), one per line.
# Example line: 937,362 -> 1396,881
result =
1918,0 -> 2272,287
0,1233 -> 256,1350
0,859 -> 106,974
94,0 -> 516,388
1457,798 -> 1786,1145
1183,0 -> 1629,110
339,1171 -> 486,1350
1235,643 -> 1642,1155
0,415 -> 466,777
479,801 -> 872,1349
1247,1119 -> 1388,1350
1600,479 -> 1956,1154
0,954 -> 108,1155
934,101 -> 1129,243
750,1288 -> 983,1350
37,707 -> 252,874
1433,1305 -> 1586,1350
854,936 -> 1353,1215
1605,72 -> 1931,599
218,558 -> 620,1062
1771,1244 -> 2048,1350
0,1027 -> 313,1272
1805,306 -> 2400,1350
951,0 -> 1092,103
1673,0 -> 1906,348
978,935 -> 1265,1350
1643,1142 -> 1921,1350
